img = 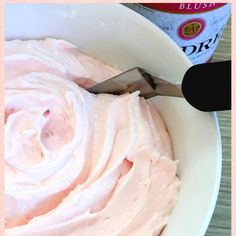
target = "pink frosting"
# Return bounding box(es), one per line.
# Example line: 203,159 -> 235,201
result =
5,39 -> 180,236
5,38 -> 120,88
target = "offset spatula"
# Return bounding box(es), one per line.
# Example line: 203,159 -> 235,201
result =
87,60 -> 231,112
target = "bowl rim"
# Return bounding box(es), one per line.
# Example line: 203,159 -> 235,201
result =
116,4 -> 223,235
198,112 -> 222,235
118,4 -> 222,234
118,2 -> 222,231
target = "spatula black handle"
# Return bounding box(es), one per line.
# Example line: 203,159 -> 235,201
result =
182,60 -> 231,112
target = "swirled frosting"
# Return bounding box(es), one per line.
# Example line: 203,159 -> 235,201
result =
5,39 -> 180,236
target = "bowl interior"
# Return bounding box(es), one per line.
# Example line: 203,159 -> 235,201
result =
4,4 -> 222,236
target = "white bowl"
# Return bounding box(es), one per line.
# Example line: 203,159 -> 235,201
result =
5,3 -> 222,236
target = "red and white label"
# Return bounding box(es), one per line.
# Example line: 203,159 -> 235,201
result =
125,3 -> 231,64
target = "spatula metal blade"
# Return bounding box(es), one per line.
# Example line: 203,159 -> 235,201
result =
87,67 -> 183,99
